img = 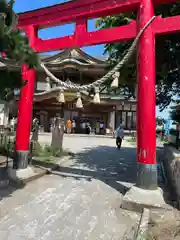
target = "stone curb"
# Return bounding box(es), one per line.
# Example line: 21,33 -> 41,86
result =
32,155 -> 70,172
7,156 -> 71,186
9,167 -> 48,187
135,208 -> 150,240
21,163 -> 60,184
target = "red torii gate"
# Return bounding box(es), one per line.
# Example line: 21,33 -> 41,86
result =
16,0 -> 179,189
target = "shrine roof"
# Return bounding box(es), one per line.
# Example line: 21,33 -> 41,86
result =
39,48 -> 107,66
0,48 -> 107,71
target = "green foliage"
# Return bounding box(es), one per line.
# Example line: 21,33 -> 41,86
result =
170,109 -> 180,123
0,0 -> 39,98
96,3 -> 180,110
156,117 -> 165,126
0,70 -> 25,100
32,143 -> 72,158
0,0 -> 38,67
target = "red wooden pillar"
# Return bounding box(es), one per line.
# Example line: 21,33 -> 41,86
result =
136,0 -> 157,189
15,25 -> 37,169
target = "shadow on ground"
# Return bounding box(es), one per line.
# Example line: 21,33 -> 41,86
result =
0,158 -> 25,202
0,144 -> 169,205
0,176 -> 25,202
47,145 -> 165,197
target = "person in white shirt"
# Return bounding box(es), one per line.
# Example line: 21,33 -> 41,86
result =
72,120 -> 76,133
115,124 -> 124,149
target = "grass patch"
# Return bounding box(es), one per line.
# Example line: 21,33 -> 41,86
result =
31,143 -> 74,164
0,140 -> 74,165
127,137 -> 136,143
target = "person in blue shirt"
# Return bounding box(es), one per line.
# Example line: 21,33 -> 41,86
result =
115,124 -> 124,149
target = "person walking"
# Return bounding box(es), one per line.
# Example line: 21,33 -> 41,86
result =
100,122 -> 104,135
86,122 -> 91,134
115,124 -> 124,149
72,120 -> 76,133
66,119 -> 72,134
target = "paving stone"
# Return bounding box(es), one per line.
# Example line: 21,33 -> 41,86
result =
0,136 -> 164,239
0,175 -> 141,240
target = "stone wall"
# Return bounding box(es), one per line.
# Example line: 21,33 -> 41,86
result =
163,144 -> 180,207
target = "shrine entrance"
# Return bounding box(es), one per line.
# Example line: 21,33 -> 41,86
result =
15,0 -> 180,190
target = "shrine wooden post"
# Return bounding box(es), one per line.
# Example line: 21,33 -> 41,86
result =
16,0 -> 179,189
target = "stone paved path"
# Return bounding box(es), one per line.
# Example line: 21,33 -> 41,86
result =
0,175 -> 140,240
57,136 -> 137,185
0,136 -> 162,239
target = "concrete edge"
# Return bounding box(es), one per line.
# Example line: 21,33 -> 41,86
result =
121,186 -> 168,213
7,155 -> 70,186
9,168 -> 48,186
135,208 -> 150,240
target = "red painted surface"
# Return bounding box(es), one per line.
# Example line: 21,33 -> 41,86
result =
17,14 -> 180,54
35,22 -> 136,52
18,0 -> 140,29
17,0 -> 177,29
15,26 -> 37,151
136,0 -> 156,164
34,16 -> 180,53
154,16 -> 180,35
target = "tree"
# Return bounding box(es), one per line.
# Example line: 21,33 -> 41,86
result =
96,3 -> 180,111
170,109 -> 180,123
0,0 -> 38,100
170,100 -> 180,123
156,117 -> 165,126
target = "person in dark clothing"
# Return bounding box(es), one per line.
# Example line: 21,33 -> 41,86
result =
86,123 -> 91,134
115,125 -> 124,149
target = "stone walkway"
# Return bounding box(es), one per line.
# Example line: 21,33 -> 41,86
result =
0,175 -> 140,240
56,136 -> 137,186
0,136 -> 163,239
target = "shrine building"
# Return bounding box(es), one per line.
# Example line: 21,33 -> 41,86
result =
33,48 -> 136,133
4,48 -> 137,133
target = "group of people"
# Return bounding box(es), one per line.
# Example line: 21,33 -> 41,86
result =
66,119 -> 76,134
66,119 -> 124,149
65,119 -> 106,135
66,119 -> 91,134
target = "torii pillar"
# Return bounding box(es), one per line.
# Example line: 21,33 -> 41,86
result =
14,25 -> 37,169
136,0 -> 157,190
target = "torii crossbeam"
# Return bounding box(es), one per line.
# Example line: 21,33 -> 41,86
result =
16,0 -> 180,190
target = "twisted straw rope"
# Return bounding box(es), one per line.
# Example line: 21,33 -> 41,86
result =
35,15 -> 156,96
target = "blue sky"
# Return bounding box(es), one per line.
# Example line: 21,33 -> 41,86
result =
14,0 -> 171,119
14,0 -> 104,56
